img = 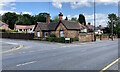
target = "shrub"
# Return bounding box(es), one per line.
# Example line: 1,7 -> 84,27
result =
9,30 -> 18,33
57,37 -> 65,43
73,36 -> 78,41
1,29 -> 6,32
49,34 -> 56,37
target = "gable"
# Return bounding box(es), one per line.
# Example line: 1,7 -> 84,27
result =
56,22 -> 67,31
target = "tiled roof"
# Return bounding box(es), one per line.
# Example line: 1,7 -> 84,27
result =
48,22 -> 59,30
37,22 -> 49,30
61,20 -> 81,30
35,20 -> 95,31
15,25 -> 35,29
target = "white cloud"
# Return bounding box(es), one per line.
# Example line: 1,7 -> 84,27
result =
0,2 -> 16,11
52,0 -> 119,9
22,12 -> 32,15
10,3 -> 16,6
0,10 -> 13,15
63,13 -> 108,26
0,10 -> 32,15
52,2 -> 62,9
85,13 -> 108,26
71,1 -> 92,9
11,7 -> 16,10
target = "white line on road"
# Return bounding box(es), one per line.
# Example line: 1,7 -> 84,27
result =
16,61 -> 37,67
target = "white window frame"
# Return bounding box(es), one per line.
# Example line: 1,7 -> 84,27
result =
44,32 -> 49,37
60,30 -> 64,37
37,31 -> 40,37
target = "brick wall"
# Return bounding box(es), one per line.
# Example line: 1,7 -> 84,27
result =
2,33 -> 34,40
78,33 -> 94,42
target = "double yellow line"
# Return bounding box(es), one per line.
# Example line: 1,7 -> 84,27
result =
0,44 -> 23,54
100,57 -> 120,72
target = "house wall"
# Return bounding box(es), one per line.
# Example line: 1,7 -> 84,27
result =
52,23 -> 79,38
66,30 -> 79,38
34,25 -> 43,38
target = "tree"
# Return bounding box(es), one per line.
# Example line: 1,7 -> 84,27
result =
2,12 -> 18,29
0,14 -> 2,21
16,14 -> 33,25
78,14 -> 86,25
108,13 -> 120,37
53,16 -> 59,22
65,17 -> 68,20
34,13 -> 50,23
71,17 -> 77,21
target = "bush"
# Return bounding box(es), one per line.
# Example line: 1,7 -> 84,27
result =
9,30 -> 18,33
46,35 -> 79,43
49,34 -> 56,37
46,37 -> 55,42
1,29 -> 6,32
73,36 -> 78,41
57,37 -> 65,43
46,36 -> 65,43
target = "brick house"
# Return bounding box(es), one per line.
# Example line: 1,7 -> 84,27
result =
34,12 -> 94,41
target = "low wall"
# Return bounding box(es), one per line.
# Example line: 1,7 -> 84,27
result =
78,33 -> 94,42
101,35 -> 117,40
1,33 -> 34,40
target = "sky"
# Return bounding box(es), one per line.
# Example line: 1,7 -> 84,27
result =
0,0 -> 119,27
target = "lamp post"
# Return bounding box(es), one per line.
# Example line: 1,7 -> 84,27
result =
94,0 -> 96,41
111,18 -> 113,41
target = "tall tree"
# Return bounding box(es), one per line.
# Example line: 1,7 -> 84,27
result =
53,16 -> 59,22
108,13 -> 120,36
78,14 -> 86,25
16,14 -> 33,25
2,12 -> 18,29
34,13 -> 49,23
0,14 -> 2,21
65,16 -> 68,20
71,17 -> 77,21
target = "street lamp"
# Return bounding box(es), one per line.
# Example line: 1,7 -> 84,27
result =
94,0 -> 96,41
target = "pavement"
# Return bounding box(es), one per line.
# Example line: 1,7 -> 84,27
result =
1,38 -> 119,71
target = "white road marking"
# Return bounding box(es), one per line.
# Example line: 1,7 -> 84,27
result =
4,42 -> 18,45
16,61 -> 37,67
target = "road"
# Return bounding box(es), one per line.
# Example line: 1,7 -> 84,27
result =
1,38 -> 119,71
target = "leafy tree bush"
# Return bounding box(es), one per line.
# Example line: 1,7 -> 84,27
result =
49,34 -> 56,37
78,14 -> 86,25
73,36 -> 78,41
1,29 -> 6,32
57,37 -> 65,43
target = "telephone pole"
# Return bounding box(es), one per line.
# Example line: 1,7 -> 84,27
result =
94,0 -> 96,41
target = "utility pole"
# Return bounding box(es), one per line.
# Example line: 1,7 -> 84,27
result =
111,18 -> 113,41
94,0 -> 96,41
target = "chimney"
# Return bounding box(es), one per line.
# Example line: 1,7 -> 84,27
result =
46,14 -> 50,24
98,25 -> 102,29
59,12 -> 63,20
88,22 -> 91,26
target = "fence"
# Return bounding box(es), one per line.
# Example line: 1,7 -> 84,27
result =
1,33 -> 34,40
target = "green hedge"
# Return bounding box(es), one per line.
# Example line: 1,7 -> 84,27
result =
0,29 -> 18,33
46,34 -> 78,43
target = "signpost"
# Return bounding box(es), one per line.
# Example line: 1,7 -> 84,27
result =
65,38 -> 70,43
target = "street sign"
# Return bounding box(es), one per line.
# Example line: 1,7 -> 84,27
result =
65,38 -> 70,40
